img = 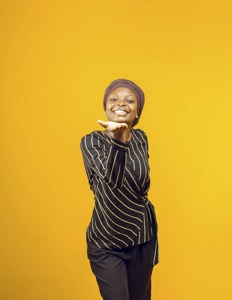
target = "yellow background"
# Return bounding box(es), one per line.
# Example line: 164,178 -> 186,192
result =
1,0 -> 232,299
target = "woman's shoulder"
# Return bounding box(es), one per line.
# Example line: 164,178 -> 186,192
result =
80,130 -> 110,144
132,128 -> 148,139
132,128 -> 146,134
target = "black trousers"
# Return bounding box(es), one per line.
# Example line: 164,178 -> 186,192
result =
87,235 -> 158,300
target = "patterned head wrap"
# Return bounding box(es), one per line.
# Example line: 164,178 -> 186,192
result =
103,79 -> 145,127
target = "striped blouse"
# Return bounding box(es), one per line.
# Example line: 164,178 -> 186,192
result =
80,128 -> 158,250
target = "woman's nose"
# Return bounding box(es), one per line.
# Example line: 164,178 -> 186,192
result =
117,98 -> 125,105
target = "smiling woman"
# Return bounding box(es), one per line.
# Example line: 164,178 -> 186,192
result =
80,79 -> 159,300
105,87 -> 138,125
97,86 -> 138,143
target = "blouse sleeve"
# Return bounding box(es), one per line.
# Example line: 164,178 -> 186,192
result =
80,132 -> 129,189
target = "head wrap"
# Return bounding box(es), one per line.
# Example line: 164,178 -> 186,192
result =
103,79 -> 145,127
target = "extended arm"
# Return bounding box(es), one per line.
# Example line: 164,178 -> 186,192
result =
80,133 -> 129,189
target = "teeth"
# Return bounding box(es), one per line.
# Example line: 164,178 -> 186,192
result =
114,110 -> 127,115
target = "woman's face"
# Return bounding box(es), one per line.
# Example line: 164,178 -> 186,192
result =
105,87 -> 138,128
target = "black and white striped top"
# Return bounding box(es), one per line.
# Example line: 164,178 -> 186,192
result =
80,129 -> 157,250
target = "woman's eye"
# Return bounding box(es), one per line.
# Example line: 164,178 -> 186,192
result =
127,99 -> 134,103
110,98 -> 117,102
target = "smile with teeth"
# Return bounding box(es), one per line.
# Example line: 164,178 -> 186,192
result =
114,110 -> 128,116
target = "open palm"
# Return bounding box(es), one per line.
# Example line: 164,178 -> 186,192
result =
97,120 -> 128,134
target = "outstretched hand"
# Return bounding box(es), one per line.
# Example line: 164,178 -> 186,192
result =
97,120 -> 128,134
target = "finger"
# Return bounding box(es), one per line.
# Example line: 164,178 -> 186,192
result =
97,120 -> 108,128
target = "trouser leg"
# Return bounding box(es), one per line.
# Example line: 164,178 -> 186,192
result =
127,236 -> 156,300
87,241 -> 130,300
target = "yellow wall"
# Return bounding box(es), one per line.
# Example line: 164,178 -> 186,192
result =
1,0 -> 232,299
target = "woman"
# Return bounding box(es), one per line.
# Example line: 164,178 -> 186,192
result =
80,79 -> 159,300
